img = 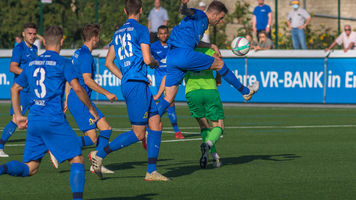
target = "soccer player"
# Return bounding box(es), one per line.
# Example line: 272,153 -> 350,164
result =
185,48 -> 224,168
151,25 -> 184,139
66,24 -> 117,174
0,25 -> 98,200
89,0 -> 169,181
0,23 -> 38,157
156,0 -> 260,117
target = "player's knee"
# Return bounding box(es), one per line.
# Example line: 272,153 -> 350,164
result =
69,155 -> 84,164
133,130 -> 145,141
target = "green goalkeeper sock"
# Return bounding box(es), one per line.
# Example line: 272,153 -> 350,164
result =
201,128 -> 217,153
207,126 -> 223,145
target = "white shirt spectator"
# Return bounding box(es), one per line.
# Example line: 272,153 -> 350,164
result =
288,8 -> 310,28
148,7 -> 169,33
335,31 -> 356,49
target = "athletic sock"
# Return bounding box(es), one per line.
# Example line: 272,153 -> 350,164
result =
97,130 -> 138,159
168,106 -> 180,133
147,129 -> 162,173
70,163 -> 85,200
212,152 -> 220,160
77,136 -> 94,148
0,121 -> 18,149
201,128 -> 217,153
217,64 -> 250,95
157,98 -> 170,116
207,127 -> 224,145
96,130 -> 112,151
0,160 -> 29,177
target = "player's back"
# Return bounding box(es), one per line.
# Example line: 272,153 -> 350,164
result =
72,45 -> 95,96
21,50 -> 74,122
168,9 -> 208,49
150,40 -> 168,79
111,19 -> 150,83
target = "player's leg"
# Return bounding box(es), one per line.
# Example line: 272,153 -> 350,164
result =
209,56 -> 259,100
68,155 -> 85,200
167,102 -> 184,139
157,85 -> 179,116
96,117 -> 112,153
0,160 -> 40,177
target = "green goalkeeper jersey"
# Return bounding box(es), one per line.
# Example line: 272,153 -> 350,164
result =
185,48 -> 217,94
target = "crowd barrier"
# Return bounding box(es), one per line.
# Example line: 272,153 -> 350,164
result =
0,49 -> 355,103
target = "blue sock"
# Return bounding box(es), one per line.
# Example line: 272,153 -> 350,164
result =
77,136 -> 94,148
157,98 -> 170,116
217,64 -> 250,95
96,130 -> 112,152
1,160 -> 29,177
147,129 -> 162,173
70,163 -> 85,200
0,121 -> 18,149
97,130 -> 138,159
168,106 -> 180,133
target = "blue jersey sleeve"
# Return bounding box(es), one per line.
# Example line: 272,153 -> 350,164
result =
15,65 -> 28,88
138,26 -> 150,45
266,5 -> 271,13
64,60 -> 76,83
11,45 -> 22,63
79,53 -> 93,74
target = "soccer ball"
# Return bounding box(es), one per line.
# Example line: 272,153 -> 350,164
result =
231,37 -> 250,56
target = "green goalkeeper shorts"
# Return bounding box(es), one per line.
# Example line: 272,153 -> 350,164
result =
186,89 -> 225,121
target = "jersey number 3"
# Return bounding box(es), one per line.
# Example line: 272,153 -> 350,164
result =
116,33 -> 133,60
33,68 -> 46,98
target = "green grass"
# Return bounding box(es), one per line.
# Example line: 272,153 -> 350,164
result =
1,103 -> 356,199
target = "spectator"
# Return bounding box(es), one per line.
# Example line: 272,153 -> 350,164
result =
287,0 -> 311,50
198,1 -> 210,43
254,31 -> 273,51
245,33 -> 257,49
148,0 -> 169,43
14,36 -> 22,48
325,25 -> 356,53
253,0 -> 272,41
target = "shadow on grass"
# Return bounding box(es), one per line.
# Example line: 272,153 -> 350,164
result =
164,154 -> 300,178
7,138 -> 26,143
87,193 -> 158,200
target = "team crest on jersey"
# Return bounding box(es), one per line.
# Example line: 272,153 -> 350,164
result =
89,118 -> 95,125
143,112 -> 148,119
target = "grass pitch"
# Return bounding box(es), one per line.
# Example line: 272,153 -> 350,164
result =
1,103 -> 356,200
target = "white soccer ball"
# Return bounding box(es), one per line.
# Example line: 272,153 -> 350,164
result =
231,37 -> 250,56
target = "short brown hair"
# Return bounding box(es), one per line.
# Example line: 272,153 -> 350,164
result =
207,1 -> 228,14
23,22 -> 37,31
82,24 -> 101,42
44,26 -> 63,46
125,0 -> 142,16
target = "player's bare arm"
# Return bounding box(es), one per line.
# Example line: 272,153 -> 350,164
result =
70,78 -> 99,122
105,45 -> 123,79
63,82 -> 71,113
181,0 -> 195,16
141,43 -> 159,68
9,62 -> 23,75
10,83 -> 27,129
82,73 -> 118,103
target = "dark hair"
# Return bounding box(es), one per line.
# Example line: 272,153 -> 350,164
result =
158,25 -> 168,32
207,1 -> 228,14
125,0 -> 142,16
258,31 -> 267,37
23,22 -> 37,31
82,24 -> 101,41
44,25 -> 63,46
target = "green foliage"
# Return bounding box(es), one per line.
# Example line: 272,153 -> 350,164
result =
0,0 -> 182,49
227,0 -> 253,37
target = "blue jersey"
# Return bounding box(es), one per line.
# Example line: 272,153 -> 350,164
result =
168,9 -> 208,49
11,40 -> 38,91
253,5 -> 271,31
15,50 -> 76,122
111,19 -> 150,83
150,40 -> 169,83
71,45 -> 95,96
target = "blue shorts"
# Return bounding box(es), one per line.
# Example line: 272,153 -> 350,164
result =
165,48 -> 215,87
23,119 -> 82,163
10,90 -> 32,115
67,90 -> 104,133
121,81 -> 159,125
